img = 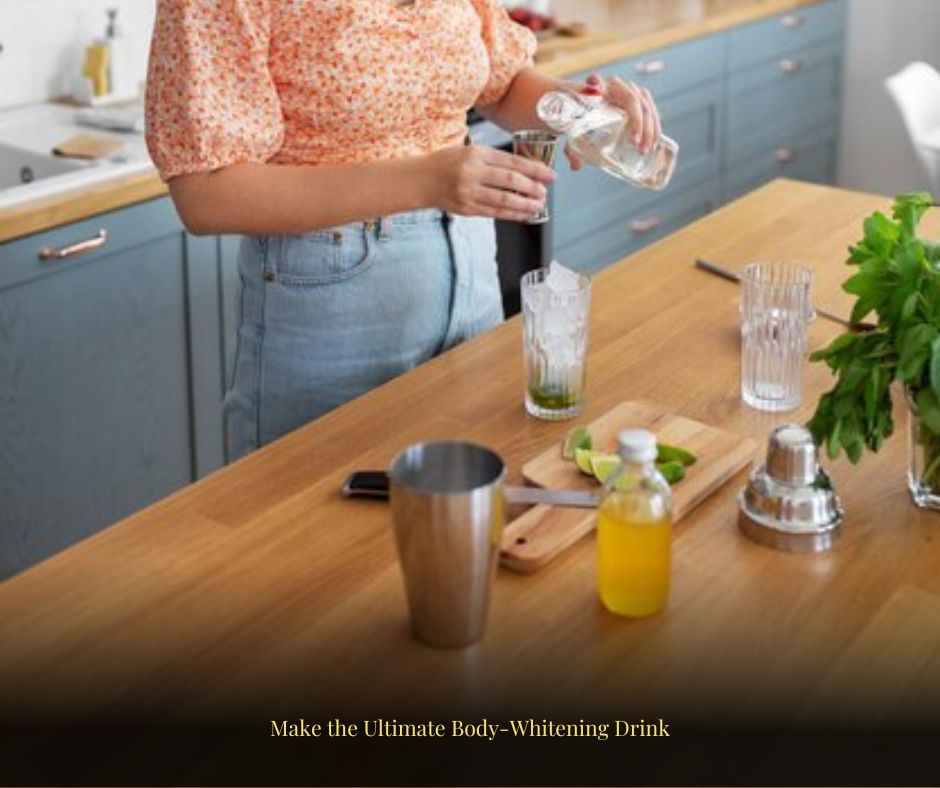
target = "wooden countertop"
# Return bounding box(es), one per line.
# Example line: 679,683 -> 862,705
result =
2,182 -> 940,770
538,0 -> 831,75
0,0 -> 827,245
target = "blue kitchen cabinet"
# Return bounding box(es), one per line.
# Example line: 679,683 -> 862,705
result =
723,123 -> 839,203
0,197 -> 226,578
724,39 -> 843,165
727,0 -> 847,69
555,178 -> 721,274
550,0 -> 846,273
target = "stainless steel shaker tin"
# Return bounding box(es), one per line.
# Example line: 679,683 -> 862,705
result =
389,441 -> 505,648
738,424 -> 844,553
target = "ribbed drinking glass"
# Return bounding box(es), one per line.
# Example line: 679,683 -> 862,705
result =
740,261 -> 812,412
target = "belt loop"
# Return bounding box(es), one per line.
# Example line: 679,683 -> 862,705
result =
377,216 -> 392,241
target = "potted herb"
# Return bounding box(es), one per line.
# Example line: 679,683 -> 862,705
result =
807,192 -> 940,508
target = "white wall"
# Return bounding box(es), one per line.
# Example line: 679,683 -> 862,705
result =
0,0 -> 154,109
838,0 -> 940,196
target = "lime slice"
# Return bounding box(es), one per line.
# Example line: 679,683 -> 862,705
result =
657,443 -> 698,467
590,454 -> 622,483
562,426 -> 592,460
656,460 -> 686,485
574,447 -> 597,475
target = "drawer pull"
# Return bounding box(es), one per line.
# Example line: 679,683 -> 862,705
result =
780,57 -> 805,74
630,215 -> 663,235
781,14 -> 805,29
775,147 -> 799,164
39,229 -> 108,261
634,59 -> 667,76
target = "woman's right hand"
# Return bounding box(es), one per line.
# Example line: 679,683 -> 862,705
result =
419,145 -> 555,222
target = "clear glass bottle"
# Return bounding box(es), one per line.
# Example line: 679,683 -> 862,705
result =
596,429 -> 673,617
537,87 -> 679,190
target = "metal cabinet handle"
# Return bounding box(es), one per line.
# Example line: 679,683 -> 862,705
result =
780,57 -> 805,74
630,215 -> 663,234
781,14 -> 805,29
38,229 -> 108,261
775,147 -> 799,164
634,59 -> 667,76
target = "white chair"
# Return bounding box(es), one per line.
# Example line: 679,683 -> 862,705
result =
885,61 -> 940,197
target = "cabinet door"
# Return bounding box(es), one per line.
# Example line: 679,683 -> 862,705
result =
725,39 -> 843,165
723,124 -> 838,203
0,199 -> 193,578
729,0 -> 846,69
567,34 -> 727,99
556,178 -> 720,274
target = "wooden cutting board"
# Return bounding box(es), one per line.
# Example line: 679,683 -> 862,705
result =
500,400 -> 758,573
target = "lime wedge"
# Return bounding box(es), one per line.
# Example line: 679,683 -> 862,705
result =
574,447 -> 597,475
562,426 -> 593,460
657,443 -> 697,467
590,454 -> 622,483
656,460 -> 686,485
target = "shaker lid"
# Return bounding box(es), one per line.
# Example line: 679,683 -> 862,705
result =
766,423 -> 818,486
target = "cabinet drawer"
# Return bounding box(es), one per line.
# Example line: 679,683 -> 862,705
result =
725,39 -> 842,164
0,196 -> 181,291
569,34 -> 726,99
722,124 -> 837,202
555,179 -> 720,274
729,0 -> 846,69
553,80 -> 723,250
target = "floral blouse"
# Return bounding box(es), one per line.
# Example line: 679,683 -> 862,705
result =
145,0 -> 536,180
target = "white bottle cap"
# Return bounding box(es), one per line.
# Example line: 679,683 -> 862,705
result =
617,429 -> 657,463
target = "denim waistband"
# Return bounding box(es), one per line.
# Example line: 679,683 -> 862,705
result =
300,208 -> 447,242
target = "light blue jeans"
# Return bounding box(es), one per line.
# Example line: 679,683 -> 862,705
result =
224,210 -> 504,460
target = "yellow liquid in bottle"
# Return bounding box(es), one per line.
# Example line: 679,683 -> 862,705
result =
597,492 -> 672,617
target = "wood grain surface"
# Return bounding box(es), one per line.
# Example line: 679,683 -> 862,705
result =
501,400 -> 756,572
539,0 -> 833,76
0,170 -> 167,244
2,180 -> 940,735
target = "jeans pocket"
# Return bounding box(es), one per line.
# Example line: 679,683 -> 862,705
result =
275,229 -> 377,286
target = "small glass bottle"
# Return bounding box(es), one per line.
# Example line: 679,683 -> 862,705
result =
596,429 -> 673,617
537,87 -> 679,191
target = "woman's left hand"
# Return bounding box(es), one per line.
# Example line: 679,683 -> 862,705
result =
564,74 -> 663,172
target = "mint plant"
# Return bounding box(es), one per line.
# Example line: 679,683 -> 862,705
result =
808,193 -> 940,484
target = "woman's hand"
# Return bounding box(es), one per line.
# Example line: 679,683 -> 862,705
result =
564,74 -> 663,172
420,144 -> 555,222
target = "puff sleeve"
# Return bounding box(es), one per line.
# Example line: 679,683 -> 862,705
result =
145,0 -> 284,180
472,0 -> 538,107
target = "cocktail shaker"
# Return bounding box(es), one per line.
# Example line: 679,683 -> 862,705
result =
389,441 -> 505,648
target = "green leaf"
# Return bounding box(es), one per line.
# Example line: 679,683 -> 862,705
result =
810,331 -> 858,366
917,388 -> 940,436
897,324 -> 937,382
827,418 -> 842,460
893,192 -> 933,238
930,334 -> 940,399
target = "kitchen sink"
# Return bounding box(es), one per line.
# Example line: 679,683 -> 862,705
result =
0,142 -> 87,190
0,103 -> 153,211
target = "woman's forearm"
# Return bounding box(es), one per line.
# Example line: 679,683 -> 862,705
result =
477,67 -> 567,132
169,156 -> 434,236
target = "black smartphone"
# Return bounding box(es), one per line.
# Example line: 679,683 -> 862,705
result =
341,470 -> 390,500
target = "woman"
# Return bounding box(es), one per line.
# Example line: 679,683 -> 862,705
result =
146,0 -> 662,460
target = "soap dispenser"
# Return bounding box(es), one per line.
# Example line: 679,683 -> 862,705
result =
105,8 -> 138,99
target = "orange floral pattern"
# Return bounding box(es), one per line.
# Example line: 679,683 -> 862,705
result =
145,0 -> 536,180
